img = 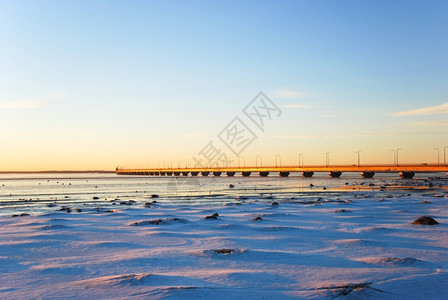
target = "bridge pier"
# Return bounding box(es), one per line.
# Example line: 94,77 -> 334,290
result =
160,172 -> 166,176
173,172 -> 180,176
191,172 -> 199,176
329,171 -> 342,178
182,171 -> 189,176
259,171 -> 269,177
399,171 -> 415,179
226,172 -> 235,176
241,171 -> 251,177
166,172 -> 173,176
279,171 -> 290,177
213,172 -> 222,176
201,171 -> 210,176
301,171 -> 314,177
361,171 -> 375,178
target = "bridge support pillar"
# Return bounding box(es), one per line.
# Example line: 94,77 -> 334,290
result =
154,172 -> 160,176
301,171 -> 314,177
173,172 -> 180,176
279,171 -> 290,177
182,172 -> 189,176
201,171 -> 210,176
166,172 -> 173,176
226,172 -> 235,176
329,171 -> 342,178
361,171 -> 375,178
241,171 -> 251,177
160,172 -> 166,176
259,171 -> 269,177
191,172 -> 198,176
399,171 -> 415,179
213,172 -> 222,176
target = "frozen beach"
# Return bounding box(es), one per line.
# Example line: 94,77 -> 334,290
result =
1,174 -> 448,299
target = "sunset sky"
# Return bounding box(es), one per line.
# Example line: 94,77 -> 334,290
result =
1,0 -> 447,171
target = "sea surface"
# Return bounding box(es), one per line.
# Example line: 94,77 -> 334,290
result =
0,172 -> 445,217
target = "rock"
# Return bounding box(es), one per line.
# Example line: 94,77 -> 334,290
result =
335,209 -> 350,213
133,219 -> 163,226
229,184 -> 234,188
309,183 -> 314,187
271,202 -> 279,206
150,194 -> 159,198
253,216 -> 263,221
132,218 -> 186,226
420,200 -> 432,204
412,216 -> 439,225
11,213 -> 30,217
205,213 -> 219,220
214,249 -> 236,254
93,196 -> 100,200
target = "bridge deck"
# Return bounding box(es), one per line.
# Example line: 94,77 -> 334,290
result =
116,164 -> 448,178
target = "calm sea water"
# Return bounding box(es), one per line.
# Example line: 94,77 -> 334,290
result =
0,172 -> 445,217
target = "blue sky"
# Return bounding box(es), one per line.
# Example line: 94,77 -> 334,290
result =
0,0 -> 447,170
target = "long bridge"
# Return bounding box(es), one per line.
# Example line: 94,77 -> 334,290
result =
116,164 -> 448,179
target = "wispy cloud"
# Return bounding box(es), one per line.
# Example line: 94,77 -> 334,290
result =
280,104 -> 311,109
266,133 -> 389,139
0,92 -> 65,109
412,120 -> 448,126
392,102 -> 448,116
273,90 -> 307,99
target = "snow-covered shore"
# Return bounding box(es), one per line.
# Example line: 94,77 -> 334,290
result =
1,192 -> 448,299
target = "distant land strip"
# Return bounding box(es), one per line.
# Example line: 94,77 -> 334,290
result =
0,170 -> 115,174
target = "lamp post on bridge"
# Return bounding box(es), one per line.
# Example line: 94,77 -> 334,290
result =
390,150 -> 396,165
275,154 -> 282,167
444,146 -> 448,165
256,155 -> 263,167
396,148 -> 402,166
238,156 -> 245,168
325,152 -> 331,167
355,150 -> 362,167
434,148 -> 440,165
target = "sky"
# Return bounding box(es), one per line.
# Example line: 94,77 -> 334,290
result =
0,0 -> 447,171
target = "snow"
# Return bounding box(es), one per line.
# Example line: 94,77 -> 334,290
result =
1,192 -> 448,299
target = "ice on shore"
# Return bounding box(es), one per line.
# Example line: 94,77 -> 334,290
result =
1,193 -> 448,299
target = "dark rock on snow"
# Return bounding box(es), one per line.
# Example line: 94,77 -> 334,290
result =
412,216 -> 439,225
